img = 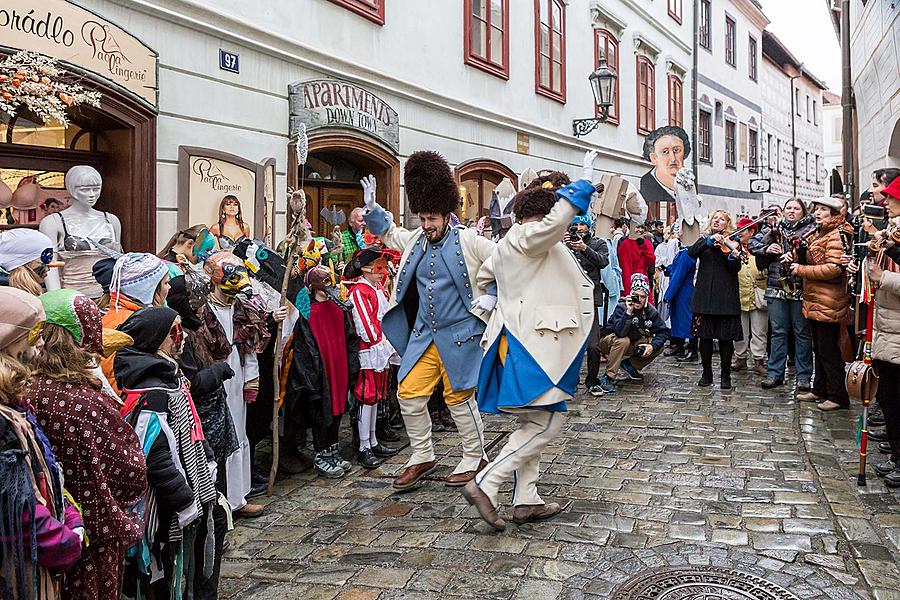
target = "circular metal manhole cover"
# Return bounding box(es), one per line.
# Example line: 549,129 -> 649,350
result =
611,566 -> 800,600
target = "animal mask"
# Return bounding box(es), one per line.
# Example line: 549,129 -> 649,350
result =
233,238 -> 285,291
204,252 -> 253,300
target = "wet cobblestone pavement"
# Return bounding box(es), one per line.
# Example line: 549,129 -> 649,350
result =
221,356 -> 900,599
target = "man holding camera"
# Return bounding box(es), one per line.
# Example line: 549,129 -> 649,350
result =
594,273 -> 669,395
564,215 -> 610,390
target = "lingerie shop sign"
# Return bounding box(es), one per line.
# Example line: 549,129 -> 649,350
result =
289,79 -> 400,152
0,0 -> 158,106
187,155 -> 257,237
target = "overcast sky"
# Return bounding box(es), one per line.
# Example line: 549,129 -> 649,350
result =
759,0 -> 842,92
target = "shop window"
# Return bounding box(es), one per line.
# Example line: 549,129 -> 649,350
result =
636,56 -> 655,135
668,0 -> 683,24
725,17 -> 736,67
328,0 -> 385,25
595,29 -> 619,124
748,35 -> 758,81
699,110 -> 711,162
725,120 -> 736,168
699,0 -> 711,50
667,75 -> 683,128
535,0 -> 566,103
465,0 -> 509,79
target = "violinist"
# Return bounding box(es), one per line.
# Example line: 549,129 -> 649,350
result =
748,198 -> 815,391
788,196 -> 851,411
687,209 -> 743,389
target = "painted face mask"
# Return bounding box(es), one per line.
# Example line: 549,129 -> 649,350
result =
305,266 -> 335,292
204,252 -> 253,300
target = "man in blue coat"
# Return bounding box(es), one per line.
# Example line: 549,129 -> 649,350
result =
362,151 -> 496,491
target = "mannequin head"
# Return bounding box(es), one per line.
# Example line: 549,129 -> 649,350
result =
64,166 -> 103,208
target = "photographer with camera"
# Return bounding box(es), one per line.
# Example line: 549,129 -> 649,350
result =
592,273 -> 669,395
565,215 -> 610,390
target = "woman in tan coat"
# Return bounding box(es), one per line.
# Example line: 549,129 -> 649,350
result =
789,196 -> 851,411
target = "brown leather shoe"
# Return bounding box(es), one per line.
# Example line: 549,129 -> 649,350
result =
796,391 -> 822,403
445,459 -> 488,487
461,480 -> 505,531
392,461 -> 437,491
234,503 -> 264,518
512,502 -> 562,525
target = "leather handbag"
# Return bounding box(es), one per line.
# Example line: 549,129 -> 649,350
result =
845,360 -> 878,402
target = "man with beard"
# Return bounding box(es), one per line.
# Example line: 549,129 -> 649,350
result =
362,151 -> 495,491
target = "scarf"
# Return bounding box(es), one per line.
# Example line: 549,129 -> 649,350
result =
195,296 -> 271,365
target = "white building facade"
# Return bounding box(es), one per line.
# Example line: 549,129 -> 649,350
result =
822,91 -> 844,196
758,31 -> 827,207
695,0 -> 769,216
0,0 -> 694,251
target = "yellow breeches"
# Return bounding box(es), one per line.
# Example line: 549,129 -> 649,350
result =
397,342 -> 474,406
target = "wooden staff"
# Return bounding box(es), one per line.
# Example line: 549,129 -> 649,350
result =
268,128 -> 310,494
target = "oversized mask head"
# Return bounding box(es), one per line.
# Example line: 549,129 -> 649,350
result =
204,252 -> 253,300
233,238 -> 285,291
305,265 -> 335,292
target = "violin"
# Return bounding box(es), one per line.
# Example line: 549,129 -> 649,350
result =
712,209 -> 778,264
866,217 -> 900,252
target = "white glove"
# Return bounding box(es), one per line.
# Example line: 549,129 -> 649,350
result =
360,175 -> 377,210
581,150 -> 599,182
72,526 -> 85,544
471,295 -> 498,312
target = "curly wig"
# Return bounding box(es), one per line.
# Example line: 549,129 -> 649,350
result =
404,151 -> 460,215
512,171 -> 571,221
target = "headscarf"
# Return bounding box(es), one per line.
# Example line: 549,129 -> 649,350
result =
39,289 -> 133,357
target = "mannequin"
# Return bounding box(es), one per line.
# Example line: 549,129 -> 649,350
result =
40,166 -> 122,297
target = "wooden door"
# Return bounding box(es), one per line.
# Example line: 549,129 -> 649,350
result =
313,186 -> 363,238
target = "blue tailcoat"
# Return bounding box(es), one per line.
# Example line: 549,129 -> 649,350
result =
365,205 -> 488,391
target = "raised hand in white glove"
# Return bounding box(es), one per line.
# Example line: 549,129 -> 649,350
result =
471,294 -> 498,312
360,174 -> 377,211
582,149 -> 599,182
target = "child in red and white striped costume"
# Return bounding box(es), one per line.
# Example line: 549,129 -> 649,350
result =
345,248 -> 400,469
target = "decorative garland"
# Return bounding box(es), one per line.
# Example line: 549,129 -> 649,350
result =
0,51 -> 101,126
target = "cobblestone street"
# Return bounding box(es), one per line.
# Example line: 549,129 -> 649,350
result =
221,355 -> 900,600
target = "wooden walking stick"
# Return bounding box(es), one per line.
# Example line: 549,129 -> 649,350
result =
268,125 -> 310,494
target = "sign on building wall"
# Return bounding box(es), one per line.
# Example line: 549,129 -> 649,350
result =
177,147 -> 274,244
0,0 -> 158,106
289,79 -> 400,153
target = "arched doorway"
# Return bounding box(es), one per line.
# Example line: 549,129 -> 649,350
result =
455,159 -> 517,225
288,132 -> 400,238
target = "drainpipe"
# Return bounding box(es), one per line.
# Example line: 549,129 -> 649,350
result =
840,0 -> 855,206
790,74 -> 800,198
692,0 -> 699,179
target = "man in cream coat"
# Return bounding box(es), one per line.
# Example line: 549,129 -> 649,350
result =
462,163 -> 596,530
362,151 -> 496,491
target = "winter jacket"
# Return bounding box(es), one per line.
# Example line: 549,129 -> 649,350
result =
572,235 -> 610,306
748,217 -> 815,300
603,299 -> 670,351
737,249 -> 767,312
873,269 -> 900,364
687,235 -> 741,316
794,215 -> 851,324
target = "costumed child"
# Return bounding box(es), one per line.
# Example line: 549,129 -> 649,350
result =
286,265 -> 360,477
344,248 -> 400,469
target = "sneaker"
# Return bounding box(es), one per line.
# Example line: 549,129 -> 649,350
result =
591,376 -> 616,395
620,360 -> 644,381
315,451 -> 345,478
328,444 -> 352,471
760,377 -> 784,389
874,460 -> 897,477
796,380 -> 812,392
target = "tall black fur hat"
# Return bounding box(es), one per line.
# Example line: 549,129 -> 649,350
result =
404,151 -> 460,215
513,171 -> 571,221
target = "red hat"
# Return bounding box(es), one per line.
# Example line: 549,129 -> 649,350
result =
883,177 -> 900,201
736,216 -> 758,232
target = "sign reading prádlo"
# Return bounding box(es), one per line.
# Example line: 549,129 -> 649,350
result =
0,0 -> 158,106
289,79 -> 399,152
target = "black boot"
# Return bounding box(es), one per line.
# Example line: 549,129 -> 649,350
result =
377,425 -> 401,442
719,341 -> 734,390
698,339 -> 713,386
721,370 -> 732,390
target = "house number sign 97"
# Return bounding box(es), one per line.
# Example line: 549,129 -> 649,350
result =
219,49 -> 239,74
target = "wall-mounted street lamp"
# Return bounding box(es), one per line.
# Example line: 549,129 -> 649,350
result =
573,52 -> 618,137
